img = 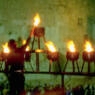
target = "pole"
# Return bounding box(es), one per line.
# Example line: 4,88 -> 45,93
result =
36,37 -> 40,72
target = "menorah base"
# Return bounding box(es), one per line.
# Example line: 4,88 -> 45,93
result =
63,60 -> 80,72
81,61 -> 95,73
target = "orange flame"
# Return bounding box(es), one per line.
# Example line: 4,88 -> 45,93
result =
35,49 -> 44,53
67,40 -> 76,52
45,41 -> 57,52
33,13 -> 41,26
84,41 -> 94,52
2,42 -> 10,53
22,40 -> 30,51
19,40 -> 30,52
22,40 -> 26,45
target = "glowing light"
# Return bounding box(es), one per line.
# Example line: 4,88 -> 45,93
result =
33,13 -> 41,26
84,41 -> 94,52
2,42 -> 10,53
25,46 -> 30,52
67,40 -> 76,52
22,40 -> 26,45
45,41 -> 57,52
22,40 -> 30,51
35,49 -> 44,53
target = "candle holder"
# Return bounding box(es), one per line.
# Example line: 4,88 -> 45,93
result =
31,27 -> 45,72
81,51 -> 95,73
46,51 -> 59,61
34,27 -> 45,37
46,51 -> 59,72
64,51 -> 79,72
66,51 -> 79,61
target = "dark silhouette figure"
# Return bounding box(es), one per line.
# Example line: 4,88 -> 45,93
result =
4,33 -> 32,95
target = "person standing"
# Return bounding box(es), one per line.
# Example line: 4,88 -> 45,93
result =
4,31 -> 33,95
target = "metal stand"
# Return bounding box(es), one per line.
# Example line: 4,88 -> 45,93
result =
81,61 -> 95,73
31,37 -> 41,72
31,27 -> 45,72
63,60 -> 80,72
81,51 -> 95,73
49,58 -> 61,72
0,61 -> 4,71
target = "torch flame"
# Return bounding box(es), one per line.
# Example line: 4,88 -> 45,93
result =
33,13 -> 41,26
35,49 -> 44,53
45,41 -> 57,52
67,40 -> 76,52
22,40 -> 30,51
25,46 -> 30,52
22,40 -> 26,45
84,41 -> 94,52
2,42 -> 10,53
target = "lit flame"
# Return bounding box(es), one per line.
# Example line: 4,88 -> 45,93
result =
35,49 -> 44,53
2,42 -> 10,53
25,46 -> 30,52
22,40 -> 26,45
33,13 -> 40,26
22,40 -> 30,52
45,41 -> 57,52
84,41 -> 94,52
67,41 -> 76,52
